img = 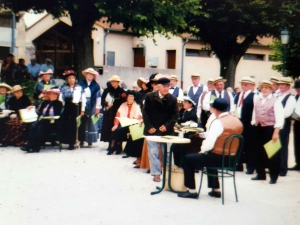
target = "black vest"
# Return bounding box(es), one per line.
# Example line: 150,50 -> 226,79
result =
211,90 -> 231,111
237,92 -> 254,122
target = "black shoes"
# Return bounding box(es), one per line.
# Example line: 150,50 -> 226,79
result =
208,191 -> 221,198
269,180 -> 277,184
133,165 -> 140,169
279,171 -> 287,177
68,145 -> 74,150
288,165 -> 300,171
20,147 -> 29,151
251,176 -> 266,181
122,155 -> 130,158
178,191 -> 198,199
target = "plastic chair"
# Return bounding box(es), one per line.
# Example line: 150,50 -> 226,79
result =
197,134 -> 244,205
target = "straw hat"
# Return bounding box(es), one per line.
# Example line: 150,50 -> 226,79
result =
259,80 -> 274,90
44,88 -> 61,94
137,77 -> 149,88
277,77 -> 293,85
240,76 -> 255,84
183,96 -> 196,106
191,73 -> 201,77
207,78 -> 214,84
0,83 -> 12,91
108,75 -> 122,82
39,69 -> 54,76
177,97 -> 184,104
213,77 -> 227,84
62,70 -> 75,77
11,85 -> 23,93
82,68 -> 99,79
270,76 -> 280,83
169,75 -> 178,81
152,73 -> 164,81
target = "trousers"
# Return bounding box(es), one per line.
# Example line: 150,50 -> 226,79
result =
293,120 -> 300,167
147,140 -> 166,175
279,119 -> 291,175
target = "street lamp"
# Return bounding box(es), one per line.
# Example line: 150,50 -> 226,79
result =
280,29 -> 289,77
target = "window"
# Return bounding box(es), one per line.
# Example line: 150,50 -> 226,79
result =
133,48 -> 145,67
107,51 -> 115,66
0,47 -> 10,61
186,49 -> 211,57
167,50 -> 176,69
243,54 -> 265,61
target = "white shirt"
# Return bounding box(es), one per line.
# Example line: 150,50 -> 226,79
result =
201,112 -> 228,152
277,92 -> 296,118
169,86 -> 184,98
187,84 -> 208,95
251,93 -> 284,128
273,89 -> 280,97
202,89 -> 234,112
196,91 -> 208,118
234,90 -> 258,119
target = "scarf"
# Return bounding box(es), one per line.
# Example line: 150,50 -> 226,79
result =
117,101 -> 141,119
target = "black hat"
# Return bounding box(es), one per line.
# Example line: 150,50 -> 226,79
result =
293,79 -> 300,89
210,98 -> 228,112
147,73 -> 158,89
126,90 -> 136,98
157,77 -> 170,85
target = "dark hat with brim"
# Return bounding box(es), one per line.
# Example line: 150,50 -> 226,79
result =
210,98 -> 228,112
125,90 -> 136,98
293,79 -> 300,88
157,77 -> 170,85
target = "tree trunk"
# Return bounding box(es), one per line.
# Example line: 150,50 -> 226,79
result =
218,55 -> 241,88
69,12 -> 95,80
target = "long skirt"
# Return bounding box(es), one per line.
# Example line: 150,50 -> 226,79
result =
100,108 -> 117,143
61,101 -> 78,145
1,118 -> 28,146
124,137 -> 145,157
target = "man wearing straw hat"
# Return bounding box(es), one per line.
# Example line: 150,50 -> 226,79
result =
202,77 -> 234,114
270,76 -> 280,96
276,77 -> 296,176
234,76 -> 257,173
169,75 -> 184,98
197,78 -> 214,129
187,73 -> 207,107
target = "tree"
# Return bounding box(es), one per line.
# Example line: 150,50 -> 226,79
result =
0,0 -> 201,78
183,0 -> 300,87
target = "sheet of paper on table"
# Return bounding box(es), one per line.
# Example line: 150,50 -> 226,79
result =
129,123 -> 145,141
264,139 -> 281,159
115,117 -> 139,127
19,107 -> 38,123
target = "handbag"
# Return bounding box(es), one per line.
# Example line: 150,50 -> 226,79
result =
164,164 -> 186,192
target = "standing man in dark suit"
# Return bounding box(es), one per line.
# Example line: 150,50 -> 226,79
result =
289,79 -> 300,171
234,76 -> 257,173
187,73 -> 207,108
143,77 -> 178,182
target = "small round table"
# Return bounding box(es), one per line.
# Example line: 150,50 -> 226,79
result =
144,135 -> 191,195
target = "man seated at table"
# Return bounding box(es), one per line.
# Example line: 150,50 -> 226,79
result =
178,98 -> 243,199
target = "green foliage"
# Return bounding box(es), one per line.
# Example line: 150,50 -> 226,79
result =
20,80 -> 37,99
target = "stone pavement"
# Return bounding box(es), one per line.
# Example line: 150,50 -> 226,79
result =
0,141 -> 299,225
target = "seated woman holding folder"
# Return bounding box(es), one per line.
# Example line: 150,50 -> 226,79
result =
21,88 -> 63,153
107,90 -> 142,155
1,85 -> 32,147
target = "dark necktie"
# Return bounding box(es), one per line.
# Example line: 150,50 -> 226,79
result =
238,92 -> 245,107
170,87 -> 175,90
45,102 -> 53,116
218,92 -> 222,98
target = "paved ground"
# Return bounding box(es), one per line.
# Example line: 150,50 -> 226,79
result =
0,138 -> 300,225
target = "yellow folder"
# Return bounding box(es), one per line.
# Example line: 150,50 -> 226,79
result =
264,139 -> 281,159
116,117 -> 140,127
129,123 -> 145,141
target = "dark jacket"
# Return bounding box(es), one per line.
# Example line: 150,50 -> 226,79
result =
143,91 -> 178,136
178,108 -> 197,124
39,100 -> 63,117
8,94 -> 32,118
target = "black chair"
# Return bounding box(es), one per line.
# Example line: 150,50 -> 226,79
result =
197,134 -> 244,205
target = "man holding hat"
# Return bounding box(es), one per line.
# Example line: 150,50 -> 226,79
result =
197,78 -> 214,129
289,79 -> 300,171
178,98 -> 243,199
202,77 -> 234,114
169,75 -> 184,98
187,73 -> 208,107
270,76 -> 280,96
251,80 -> 284,184
276,77 -> 296,176
143,77 -> 178,182
234,76 -> 257,173
33,69 -> 57,107
27,58 -> 41,81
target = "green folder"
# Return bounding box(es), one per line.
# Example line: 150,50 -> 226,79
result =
0,94 -> 4,104
76,115 -> 82,128
43,84 -> 55,90
91,114 -> 100,124
264,139 -> 281,159
129,123 -> 145,141
210,95 -> 216,102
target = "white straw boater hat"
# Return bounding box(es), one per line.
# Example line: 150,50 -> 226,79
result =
82,68 -> 99,79
11,85 -> 23,93
259,80 -> 274,90
183,96 -> 196,106
270,76 -> 280,83
39,69 -> 54,76
191,73 -> 201,77
43,88 -> 61,94
240,76 -> 255,84
213,76 -> 227,84
108,75 -> 122,82
277,77 -> 293,85
0,83 -> 12,91
137,77 -> 149,88
169,75 -> 178,81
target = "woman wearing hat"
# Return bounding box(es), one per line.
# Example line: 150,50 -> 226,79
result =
59,70 -> 87,150
78,68 -> 101,148
100,75 -> 126,150
108,90 -> 142,155
33,69 -> 57,107
22,88 -> 63,153
251,80 -> 284,184
136,77 -> 150,106
0,83 -> 12,146
1,85 -> 32,147
178,97 -> 198,124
